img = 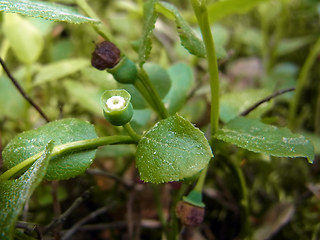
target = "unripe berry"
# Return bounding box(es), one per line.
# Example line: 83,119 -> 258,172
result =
101,89 -> 133,126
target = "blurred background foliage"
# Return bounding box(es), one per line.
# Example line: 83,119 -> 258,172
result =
0,0 -> 320,239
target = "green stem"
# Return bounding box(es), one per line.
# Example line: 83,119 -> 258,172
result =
224,157 -> 250,238
167,183 -> 189,240
0,136 -> 136,181
288,37 -> 320,130
191,0 -> 219,141
133,80 -> 158,110
194,165 -> 208,193
123,123 -> 141,142
76,0 -> 115,43
137,69 -> 169,119
152,185 -> 167,230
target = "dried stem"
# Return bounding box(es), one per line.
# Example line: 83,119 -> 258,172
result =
16,221 -> 43,240
43,188 -> 92,234
240,87 -> 295,116
61,204 -> 115,240
0,58 -> 50,122
51,181 -> 62,240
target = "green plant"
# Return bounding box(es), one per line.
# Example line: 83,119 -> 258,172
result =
0,0 -> 318,239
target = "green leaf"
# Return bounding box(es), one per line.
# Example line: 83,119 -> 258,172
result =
3,119 -> 97,180
156,1 -> 206,58
208,0 -> 270,23
163,63 -> 194,114
215,117 -> 315,162
3,13 -> 44,64
136,114 -> 213,183
138,0 -> 158,66
34,58 -> 90,86
0,0 -> 99,24
220,89 -> 272,123
0,142 -> 54,240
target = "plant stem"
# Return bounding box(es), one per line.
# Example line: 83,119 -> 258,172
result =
288,37 -> 320,130
224,157 -> 250,239
167,183 -> 189,240
191,0 -> 219,141
194,165 -> 208,193
133,80 -> 158,110
152,185 -> 167,230
0,136 -> 136,181
75,0 -> 115,43
137,69 -> 169,119
123,123 -> 141,142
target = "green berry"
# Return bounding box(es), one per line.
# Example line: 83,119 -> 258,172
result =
101,89 -> 134,126
107,57 -> 137,84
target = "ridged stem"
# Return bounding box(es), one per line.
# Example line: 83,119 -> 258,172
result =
288,37 -> 320,130
0,136 -> 136,181
137,69 -> 169,119
191,0 -> 219,141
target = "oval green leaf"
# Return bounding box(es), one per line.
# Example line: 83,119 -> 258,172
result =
136,114 -> 213,183
214,117 -> 315,162
3,119 -> 98,180
0,0 -> 99,24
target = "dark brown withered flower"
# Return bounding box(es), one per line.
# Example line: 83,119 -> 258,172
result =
91,41 -> 121,70
176,200 -> 205,226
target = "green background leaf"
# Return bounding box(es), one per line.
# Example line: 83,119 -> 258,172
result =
136,114 -> 212,183
0,0 -> 99,24
157,1 -> 206,58
3,13 -> 44,64
34,58 -> 90,86
215,117 -> 314,162
208,0 -> 270,23
3,119 -> 98,180
64,80 -> 105,116
0,76 -> 25,120
163,63 -> 194,114
220,89 -> 272,123
0,142 -> 53,240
